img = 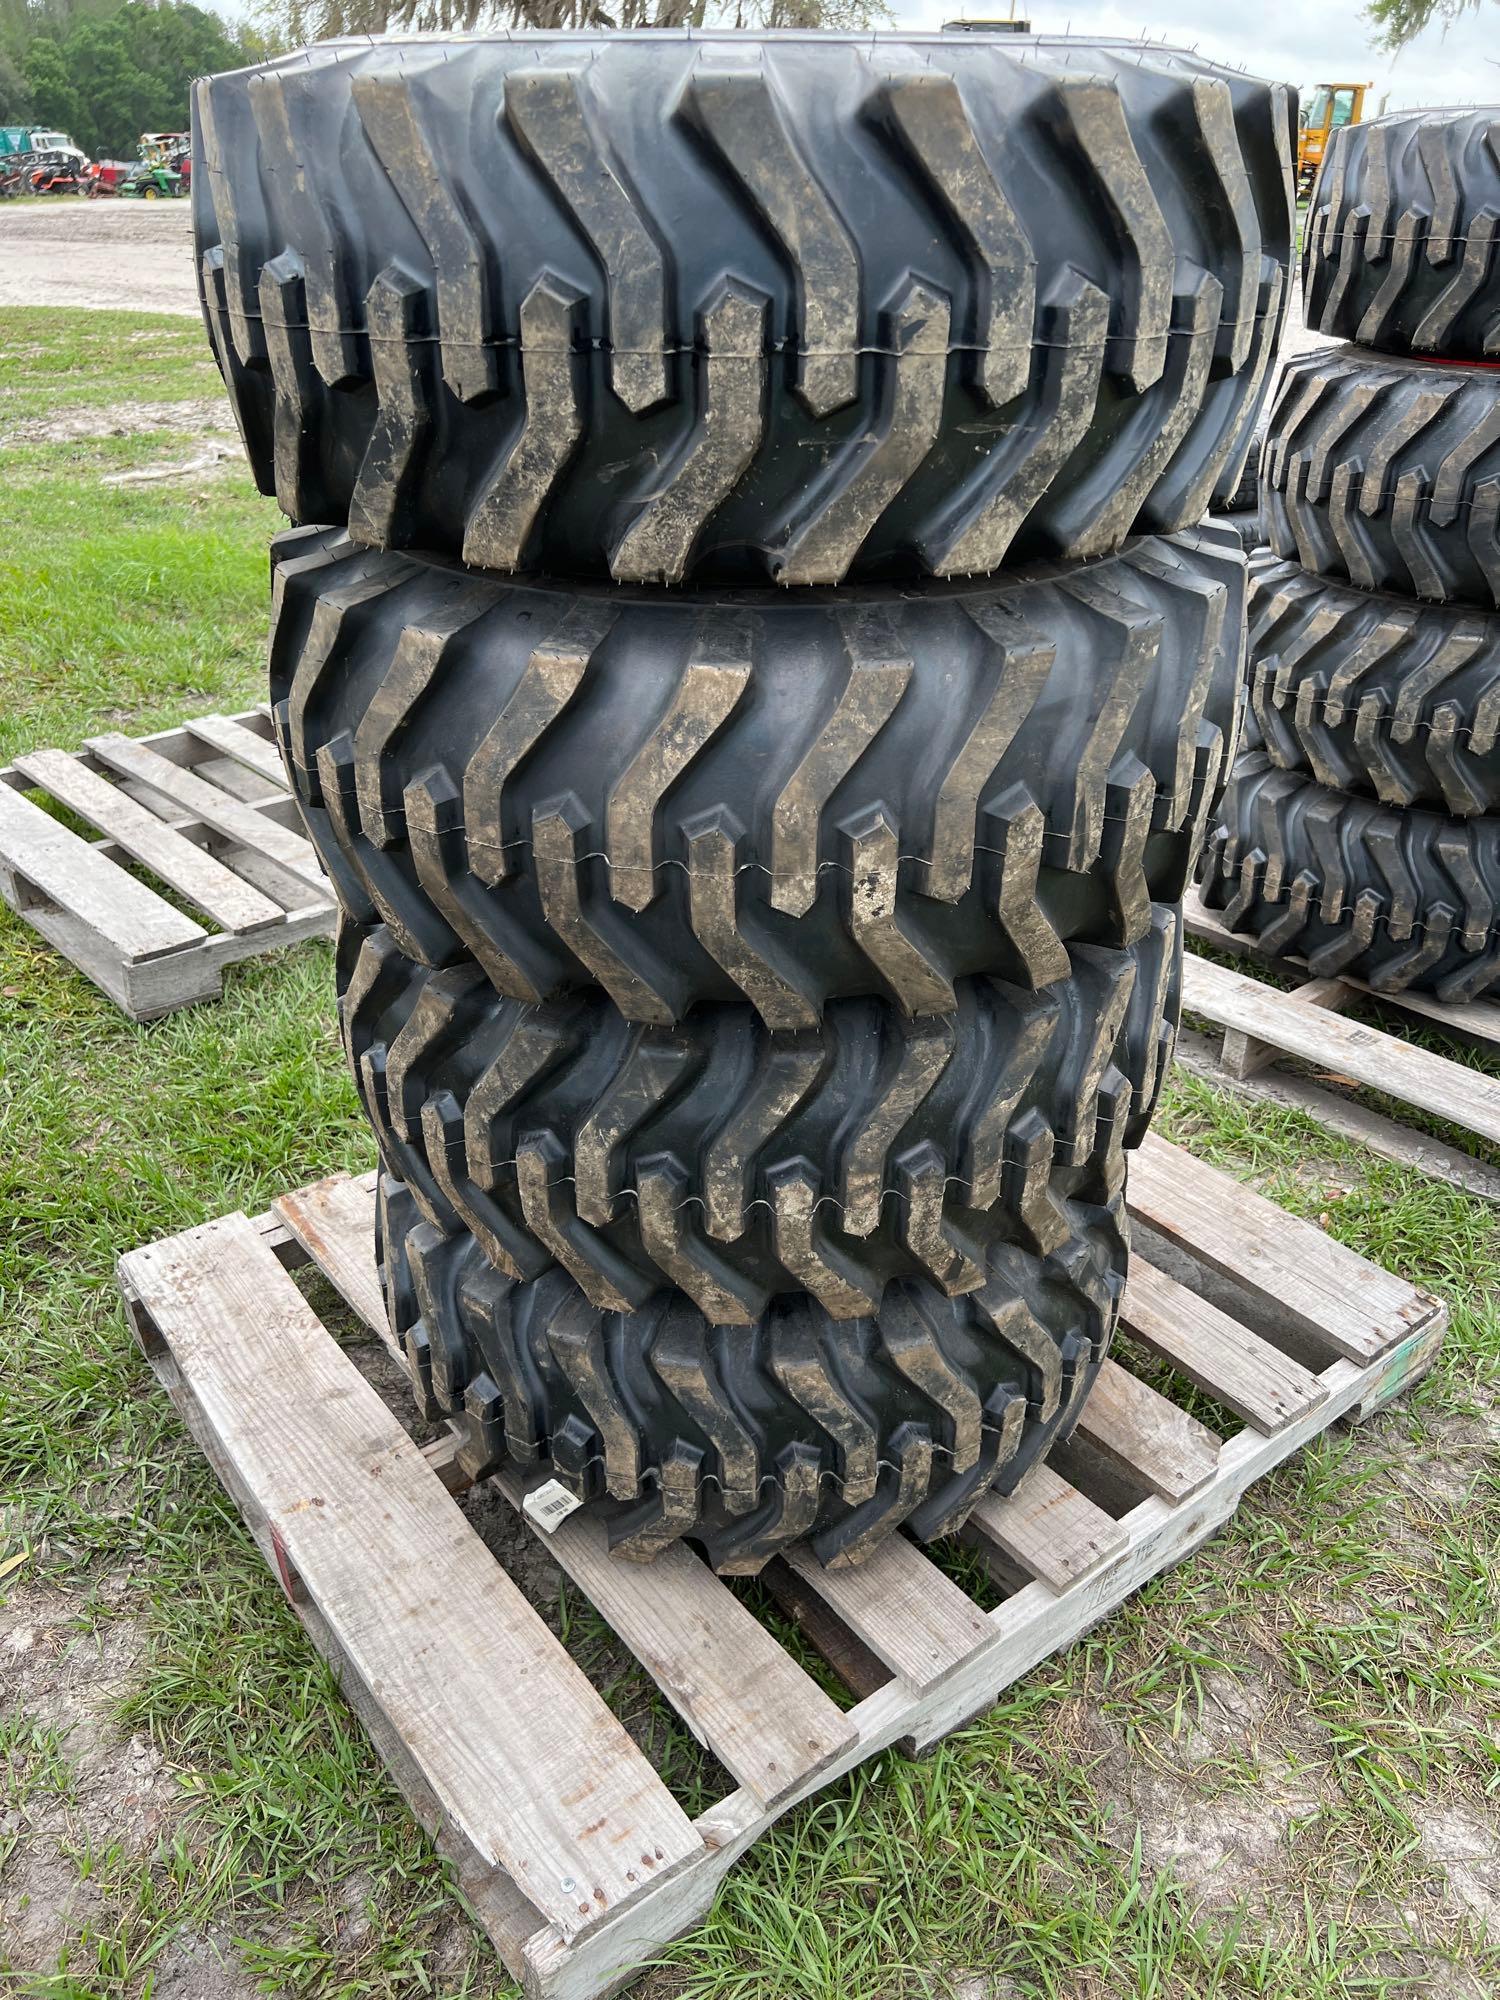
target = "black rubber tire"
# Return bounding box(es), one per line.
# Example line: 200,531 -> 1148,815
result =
195,33 -> 1295,585
269,524 -> 1245,1027
1214,507 -> 1264,552
338,904 -> 1177,1323
1198,751 -> 1500,999
375,1169 -> 1125,1572
1247,553 -> 1500,815
1213,430 -> 1262,515
1263,346 -> 1500,608
1304,110 -> 1500,357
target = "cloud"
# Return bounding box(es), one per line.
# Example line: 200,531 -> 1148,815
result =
895,0 -> 1500,111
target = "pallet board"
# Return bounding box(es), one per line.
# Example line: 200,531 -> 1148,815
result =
117,1135 -> 1445,2000
0,708 -> 334,1019
1181,890 -> 1500,1201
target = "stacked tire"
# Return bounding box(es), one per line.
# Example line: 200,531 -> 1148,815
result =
199,34 -> 1294,1571
1204,109 -> 1500,1002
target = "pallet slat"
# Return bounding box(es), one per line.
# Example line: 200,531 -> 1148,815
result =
274,1174 -> 391,1352
782,1534 -> 994,1691
1068,1357 -> 1220,1502
85,733 -> 325,890
494,1472 -> 857,1808
1130,1135 -> 1429,1365
121,1212 -> 703,1940
1122,1263 -> 1329,1434
15,748 -> 283,935
184,714 -> 291,788
1182,954 -> 1500,1146
0,780 -> 204,957
967,1464 -> 1127,1591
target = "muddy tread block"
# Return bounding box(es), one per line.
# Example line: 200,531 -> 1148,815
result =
1199,750 -> 1500,1000
269,527 -> 1246,1025
338,909 -> 1179,1316
374,1170 -> 1125,1575
1304,109 -> 1500,358
193,35 -> 1295,584
1263,348 -> 1500,611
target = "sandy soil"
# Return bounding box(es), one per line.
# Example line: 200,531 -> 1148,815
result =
0,200 -> 199,317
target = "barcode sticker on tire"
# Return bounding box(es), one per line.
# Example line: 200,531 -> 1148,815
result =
523,1478 -> 583,1533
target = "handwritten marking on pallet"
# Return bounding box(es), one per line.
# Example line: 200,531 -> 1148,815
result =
14,748 -> 283,936
1129,1135 -> 1426,1365
1071,1357 -> 1220,1503
182,714 -> 290,790
1182,950 -> 1500,1146
274,1173 -> 390,1352
0,781 -> 204,958
967,1464 -> 1127,1592
1122,1262 -> 1330,1435
783,1532 -> 993,1692
494,1470 -> 855,1809
121,1212 -> 703,1938
85,733 -> 326,892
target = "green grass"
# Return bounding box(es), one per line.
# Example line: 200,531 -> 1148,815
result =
2,307 -> 1498,2000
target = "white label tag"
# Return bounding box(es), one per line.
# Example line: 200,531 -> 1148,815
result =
522,1478 -> 584,1533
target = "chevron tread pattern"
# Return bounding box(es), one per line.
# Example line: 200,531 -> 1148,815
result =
1247,553 -> 1500,815
340,908 -> 1177,1319
1199,751 -> 1500,998
270,527 -> 1245,1025
194,35 -> 1294,584
377,1168 -> 1125,1571
1263,347 -> 1500,608
1305,110 -> 1500,355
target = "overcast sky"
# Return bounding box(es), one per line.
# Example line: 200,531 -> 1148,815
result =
896,0 -> 1498,110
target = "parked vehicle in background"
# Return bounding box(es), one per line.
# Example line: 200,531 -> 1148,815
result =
1297,82 -> 1369,195
1,126 -> 88,166
20,150 -> 88,196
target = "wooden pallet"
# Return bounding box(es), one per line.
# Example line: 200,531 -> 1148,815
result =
1182,890 -> 1500,1202
116,1135 -> 1445,2000
0,707 -> 334,1019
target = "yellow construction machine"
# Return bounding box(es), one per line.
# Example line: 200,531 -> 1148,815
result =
1298,84 -> 1370,197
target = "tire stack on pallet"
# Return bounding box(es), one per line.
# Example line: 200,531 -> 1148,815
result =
1204,108 -> 1500,1001
196,34 -> 1294,1573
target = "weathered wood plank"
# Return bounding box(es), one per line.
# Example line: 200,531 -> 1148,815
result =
274,1174 -> 389,1354
120,1212 -> 703,1940
1070,1356 -> 1220,1503
85,733 -> 325,893
493,1471 -> 856,1809
15,748 -> 283,935
782,1534 -> 993,1692
1122,1262 -> 1330,1435
0,781 -> 204,959
966,1464 -> 1127,1592
1220,975 -> 1353,1079
183,713 -> 289,788
1182,953 -> 1500,1144
1130,1136 -> 1432,1364
1184,889 -> 1500,1052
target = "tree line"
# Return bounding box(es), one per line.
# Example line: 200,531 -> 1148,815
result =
0,0 -> 268,157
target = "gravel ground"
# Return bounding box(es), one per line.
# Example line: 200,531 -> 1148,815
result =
0,199 -> 199,316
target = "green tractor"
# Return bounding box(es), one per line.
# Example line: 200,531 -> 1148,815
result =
119,159 -> 183,199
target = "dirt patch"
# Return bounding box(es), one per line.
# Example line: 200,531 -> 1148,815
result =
0,398 -> 234,449
0,200 -> 198,316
